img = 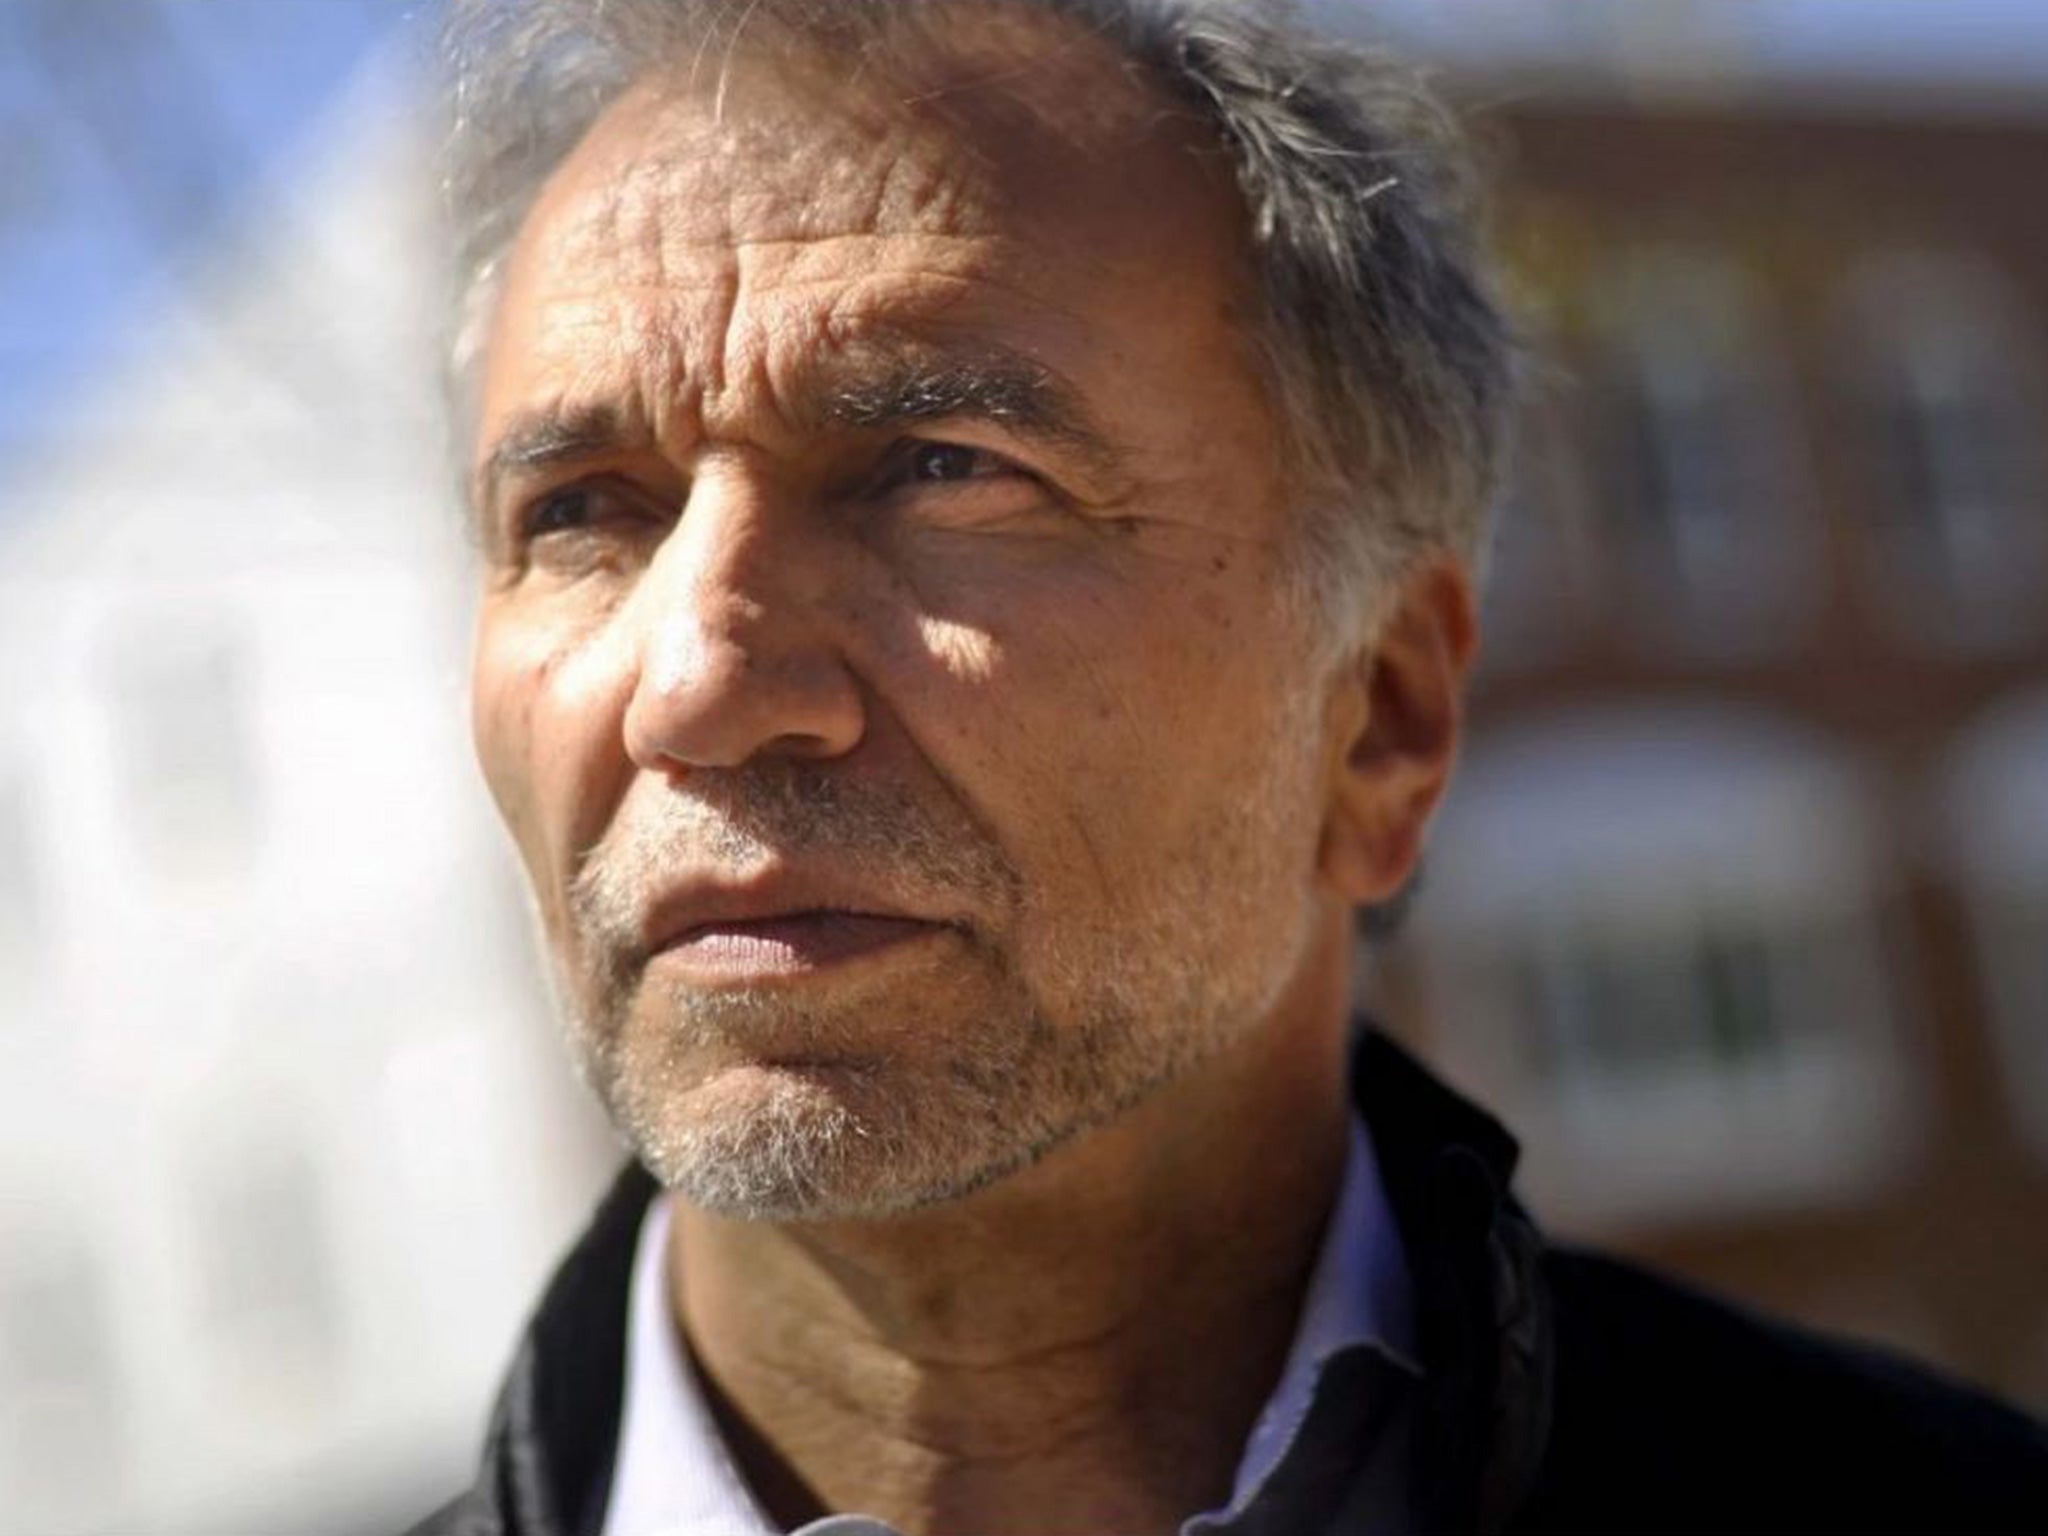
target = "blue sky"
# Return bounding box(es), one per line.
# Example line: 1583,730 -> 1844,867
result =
0,1 -> 420,480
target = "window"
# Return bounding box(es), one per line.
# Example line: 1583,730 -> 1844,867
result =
1834,251 -> 2046,651
1411,706 -> 1918,1231
1589,246 -> 1814,655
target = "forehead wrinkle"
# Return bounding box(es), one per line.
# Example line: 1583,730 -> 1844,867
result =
577,70 -> 1003,259
520,249 -> 1091,330
523,240 -> 1113,418
521,137 -> 1017,439
510,9 -> 1250,329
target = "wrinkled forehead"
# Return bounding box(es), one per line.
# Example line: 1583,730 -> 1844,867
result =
491,9 -> 1254,346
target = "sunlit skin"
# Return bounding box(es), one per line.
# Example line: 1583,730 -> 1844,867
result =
469,16 -> 1476,1536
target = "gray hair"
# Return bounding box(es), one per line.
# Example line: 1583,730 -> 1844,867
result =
441,0 -> 1514,631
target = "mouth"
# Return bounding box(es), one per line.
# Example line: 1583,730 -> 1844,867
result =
649,908 -> 952,982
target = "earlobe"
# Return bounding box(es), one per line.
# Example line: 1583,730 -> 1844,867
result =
1316,558 -> 1478,906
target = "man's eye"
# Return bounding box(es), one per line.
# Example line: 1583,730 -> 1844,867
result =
912,442 -> 991,481
516,484 -> 643,543
888,440 -> 1017,488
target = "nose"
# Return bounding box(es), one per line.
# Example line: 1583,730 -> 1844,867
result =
621,467 -> 866,773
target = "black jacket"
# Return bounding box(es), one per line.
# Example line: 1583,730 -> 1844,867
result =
408,1033 -> 2048,1535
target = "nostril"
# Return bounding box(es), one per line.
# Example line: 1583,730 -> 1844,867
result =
766,727 -> 847,761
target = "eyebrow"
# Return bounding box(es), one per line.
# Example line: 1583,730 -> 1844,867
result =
476,402 -> 642,520
809,342 -> 1123,475
474,340 -> 1126,523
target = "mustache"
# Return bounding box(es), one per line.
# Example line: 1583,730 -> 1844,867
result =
568,758 -> 1021,967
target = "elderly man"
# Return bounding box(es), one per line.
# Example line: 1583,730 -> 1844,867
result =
414,1 -> 2048,1532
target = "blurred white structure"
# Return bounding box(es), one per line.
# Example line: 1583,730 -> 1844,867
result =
0,49 -> 616,1536
1413,706 -> 1921,1233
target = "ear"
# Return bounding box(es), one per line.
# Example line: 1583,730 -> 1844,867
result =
1317,557 -> 1479,906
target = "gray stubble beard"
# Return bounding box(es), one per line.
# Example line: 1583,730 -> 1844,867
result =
546,693 -> 1326,1222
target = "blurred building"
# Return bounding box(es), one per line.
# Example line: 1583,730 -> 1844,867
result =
1356,3 -> 2048,1417
0,11 -> 617,1536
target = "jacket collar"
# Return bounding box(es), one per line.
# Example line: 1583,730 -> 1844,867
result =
477,1155 -> 656,1536
463,1027 -> 1552,1536
1352,1031 -> 1554,1534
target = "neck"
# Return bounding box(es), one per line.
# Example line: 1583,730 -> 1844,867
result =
668,915 -> 1356,1536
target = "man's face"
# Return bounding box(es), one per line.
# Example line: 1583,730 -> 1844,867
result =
469,27 -> 1351,1219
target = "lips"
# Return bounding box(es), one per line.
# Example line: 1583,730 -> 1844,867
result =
660,910 -> 945,973
638,877 -> 959,981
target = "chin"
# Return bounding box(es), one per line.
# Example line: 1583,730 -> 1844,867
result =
613,1046 -> 1097,1223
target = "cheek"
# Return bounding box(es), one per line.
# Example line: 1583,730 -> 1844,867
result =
1062,585 -> 1309,843
929,574 -> 1233,881
471,603 -> 636,917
